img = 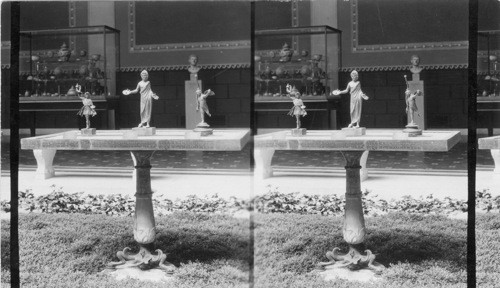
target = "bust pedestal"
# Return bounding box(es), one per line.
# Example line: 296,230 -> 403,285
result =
185,74 -> 202,129
408,73 -> 425,130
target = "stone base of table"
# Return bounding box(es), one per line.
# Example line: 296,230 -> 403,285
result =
317,245 -> 384,274
291,128 -> 307,136
104,264 -> 174,283
193,127 -> 214,136
316,262 -> 383,283
132,127 -> 156,136
106,244 -> 175,274
81,128 -> 96,136
341,127 -> 366,136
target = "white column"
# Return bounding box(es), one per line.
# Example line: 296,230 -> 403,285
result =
254,148 -> 275,179
492,149 -> 500,174
33,149 -> 57,179
360,150 -> 369,182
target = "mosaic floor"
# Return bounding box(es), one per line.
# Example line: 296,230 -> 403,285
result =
1,142 -> 491,172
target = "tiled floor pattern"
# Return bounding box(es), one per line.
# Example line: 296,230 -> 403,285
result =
0,142 -> 492,172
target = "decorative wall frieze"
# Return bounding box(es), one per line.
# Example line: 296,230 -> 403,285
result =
118,63 -> 251,72
340,64 -> 468,72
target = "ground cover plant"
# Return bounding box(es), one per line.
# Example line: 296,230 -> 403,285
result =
4,185 -> 495,217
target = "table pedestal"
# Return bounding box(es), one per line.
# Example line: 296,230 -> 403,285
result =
33,149 -> 56,179
107,151 -> 174,273
318,151 -> 384,273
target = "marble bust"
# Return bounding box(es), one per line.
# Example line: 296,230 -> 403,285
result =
410,55 -> 423,75
188,54 -> 201,75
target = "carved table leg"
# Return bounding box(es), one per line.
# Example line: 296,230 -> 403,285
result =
317,151 -> 384,273
254,148 -> 275,179
33,149 -> 57,179
491,149 -> 500,174
360,150 -> 369,182
107,151 -> 175,274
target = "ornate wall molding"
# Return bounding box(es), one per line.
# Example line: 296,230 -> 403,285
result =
340,64 -> 468,72
118,63 -> 250,72
128,2 -> 249,53
350,0 -> 468,53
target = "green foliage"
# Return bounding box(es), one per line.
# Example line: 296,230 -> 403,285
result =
0,185 -> 481,217
476,189 -> 500,213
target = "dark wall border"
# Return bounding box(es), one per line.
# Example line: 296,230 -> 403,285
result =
127,1 -> 250,53
351,0 -> 468,53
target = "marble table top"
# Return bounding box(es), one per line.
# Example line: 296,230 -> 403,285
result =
254,130 -> 461,152
478,135 -> 500,150
21,129 -> 251,151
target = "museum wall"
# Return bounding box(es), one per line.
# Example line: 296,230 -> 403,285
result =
113,1 -> 251,129
1,1 -> 251,130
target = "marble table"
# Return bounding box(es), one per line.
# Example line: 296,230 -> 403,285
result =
254,129 -> 461,273
21,129 -> 250,273
478,135 -> 500,174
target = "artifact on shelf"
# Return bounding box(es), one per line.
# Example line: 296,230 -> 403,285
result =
122,70 -> 159,128
286,83 -> 307,135
57,42 -> 71,62
279,43 -> 293,62
332,70 -> 369,129
67,86 -> 77,97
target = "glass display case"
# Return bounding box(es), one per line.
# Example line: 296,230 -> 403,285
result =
254,26 -> 341,100
477,30 -> 500,136
19,26 -> 120,99
253,26 -> 342,130
18,26 -> 120,135
478,30 -> 500,97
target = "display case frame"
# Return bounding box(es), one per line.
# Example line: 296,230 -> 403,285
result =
18,26 -> 121,135
253,25 -> 342,130
477,30 -> 500,136
19,25 -> 120,99
254,25 -> 342,101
